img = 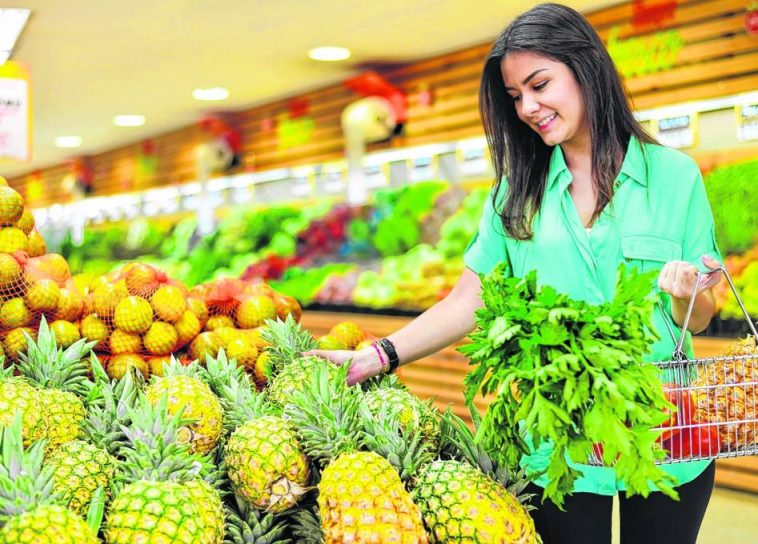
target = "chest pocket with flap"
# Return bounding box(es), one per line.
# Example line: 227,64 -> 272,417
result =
621,235 -> 683,273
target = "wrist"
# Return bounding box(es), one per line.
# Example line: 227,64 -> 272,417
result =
358,347 -> 387,375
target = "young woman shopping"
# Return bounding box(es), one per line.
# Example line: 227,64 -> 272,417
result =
308,4 -> 723,543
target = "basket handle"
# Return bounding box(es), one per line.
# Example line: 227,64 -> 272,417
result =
657,265 -> 758,360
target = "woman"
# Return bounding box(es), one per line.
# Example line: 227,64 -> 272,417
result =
308,4 -> 722,543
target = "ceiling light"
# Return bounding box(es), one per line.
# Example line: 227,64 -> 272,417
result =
113,114 -> 146,127
192,87 -> 229,101
55,136 -> 82,148
0,8 -> 31,63
308,46 -> 351,62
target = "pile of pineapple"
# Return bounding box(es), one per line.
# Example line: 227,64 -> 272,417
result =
0,176 -> 85,361
0,315 -> 541,543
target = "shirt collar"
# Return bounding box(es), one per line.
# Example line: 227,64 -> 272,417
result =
546,135 -> 649,190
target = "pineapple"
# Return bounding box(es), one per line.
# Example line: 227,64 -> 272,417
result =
224,494 -> 290,544
0,417 -> 103,544
14,317 -> 97,451
150,285 -> 187,323
284,364 -> 428,543
0,368 -> 42,445
364,384 -> 441,451
262,315 -> 339,406
0,186 -> 24,225
142,321 -> 178,355
370,407 -> 539,544
47,363 -> 139,515
200,351 -> 311,513
113,295 -> 153,333
144,360 -> 223,454
236,295 -> 277,329
104,397 -> 224,544
328,321 -> 366,349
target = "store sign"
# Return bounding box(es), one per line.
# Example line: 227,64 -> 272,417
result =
655,113 -> 697,149
0,61 -> 32,161
363,164 -> 388,189
458,145 -> 488,177
736,103 -> 758,142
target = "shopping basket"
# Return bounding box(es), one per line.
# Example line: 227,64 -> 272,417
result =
589,265 -> 758,466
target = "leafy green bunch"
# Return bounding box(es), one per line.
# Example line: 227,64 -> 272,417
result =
461,263 -> 678,508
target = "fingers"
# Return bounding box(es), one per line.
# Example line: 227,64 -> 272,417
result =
303,349 -> 352,367
701,255 -> 722,271
658,261 -> 698,300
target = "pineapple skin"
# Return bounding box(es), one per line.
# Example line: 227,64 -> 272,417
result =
0,377 -> 41,446
364,388 -> 441,450
183,479 -> 225,544
28,389 -> 86,451
0,504 -> 100,543
47,439 -> 117,515
105,480 -> 204,544
413,460 -> 537,544
266,356 -> 337,407
319,451 -> 429,544
145,375 -> 223,454
224,415 -> 310,513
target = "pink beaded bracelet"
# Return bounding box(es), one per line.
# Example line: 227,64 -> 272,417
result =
371,342 -> 389,372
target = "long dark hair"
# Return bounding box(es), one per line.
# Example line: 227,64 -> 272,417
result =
479,3 -> 655,239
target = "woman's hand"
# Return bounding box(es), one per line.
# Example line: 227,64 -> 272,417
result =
658,255 -> 722,301
303,347 -> 386,386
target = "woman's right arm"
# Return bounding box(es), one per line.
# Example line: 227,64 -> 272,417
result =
306,267 -> 484,385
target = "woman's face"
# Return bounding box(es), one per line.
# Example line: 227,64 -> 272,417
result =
501,51 -> 589,149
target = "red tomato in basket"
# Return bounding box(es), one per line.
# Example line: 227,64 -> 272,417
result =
660,383 -> 694,442
663,424 -> 721,460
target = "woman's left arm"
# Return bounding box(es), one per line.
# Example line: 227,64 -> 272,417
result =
659,255 -> 721,334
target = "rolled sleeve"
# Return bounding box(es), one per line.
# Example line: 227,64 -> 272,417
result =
463,189 -> 510,276
683,170 -> 723,271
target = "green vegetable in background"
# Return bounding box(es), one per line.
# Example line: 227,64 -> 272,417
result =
705,159 -> 758,255
460,264 -> 677,508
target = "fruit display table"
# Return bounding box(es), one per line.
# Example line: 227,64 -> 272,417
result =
301,311 -> 758,494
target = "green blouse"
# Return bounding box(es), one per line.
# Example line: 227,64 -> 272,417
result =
463,136 -> 722,495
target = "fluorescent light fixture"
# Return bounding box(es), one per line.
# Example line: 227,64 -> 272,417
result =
0,8 -> 31,63
308,46 -> 351,62
113,114 -> 146,127
192,87 -> 229,101
55,136 -> 82,148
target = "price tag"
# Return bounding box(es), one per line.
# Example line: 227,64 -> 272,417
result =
319,164 -> 346,194
655,113 -> 697,149
736,103 -> 758,142
0,61 -> 32,161
408,156 -> 435,183
290,168 -> 314,198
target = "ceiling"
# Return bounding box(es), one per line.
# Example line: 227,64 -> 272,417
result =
1,0 -> 619,179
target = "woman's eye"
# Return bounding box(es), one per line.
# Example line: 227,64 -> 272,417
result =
534,81 -> 548,91
511,95 -> 521,102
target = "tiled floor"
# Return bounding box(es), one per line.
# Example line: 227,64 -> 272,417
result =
610,487 -> 758,543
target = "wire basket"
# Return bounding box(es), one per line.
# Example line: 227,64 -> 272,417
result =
589,265 -> 757,466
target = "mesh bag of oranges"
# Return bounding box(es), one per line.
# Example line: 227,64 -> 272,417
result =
180,278 -> 301,372
0,180 -> 47,258
81,263 -> 202,376
0,251 -> 85,359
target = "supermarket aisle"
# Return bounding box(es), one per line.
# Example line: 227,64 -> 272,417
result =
611,487 -> 758,543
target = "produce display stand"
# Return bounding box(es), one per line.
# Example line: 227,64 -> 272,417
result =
301,310 -> 758,494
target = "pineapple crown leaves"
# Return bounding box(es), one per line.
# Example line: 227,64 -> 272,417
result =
438,408 -> 533,502
82,367 -> 140,454
201,349 -> 272,432
288,505 -> 324,544
16,316 -> 97,397
360,409 -> 435,484
360,372 -> 408,393
114,396 -> 215,491
282,364 -> 365,466
0,414 -> 59,525
260,315 -> 318,376
224,493 -> 291,544
85,487 -> 106,536
156,356 -> 203,380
